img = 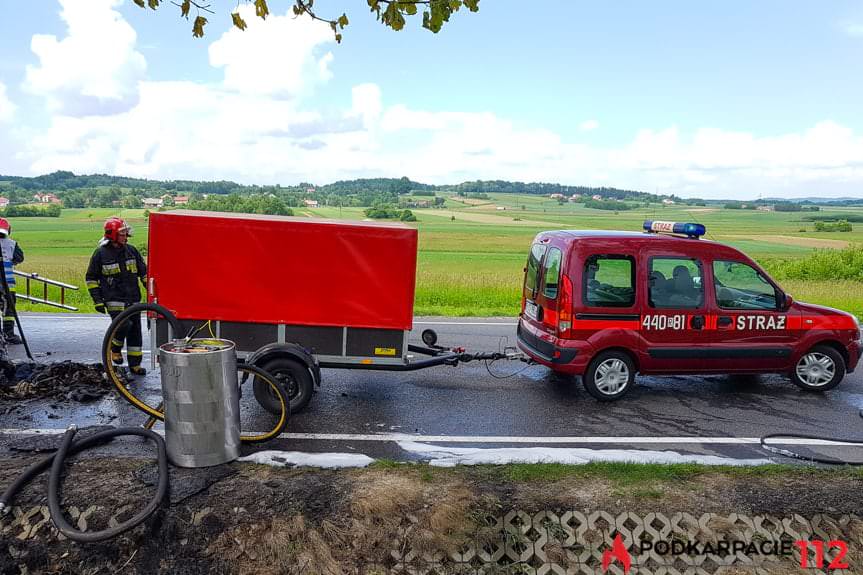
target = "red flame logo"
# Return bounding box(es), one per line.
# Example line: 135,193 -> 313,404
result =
602,533 -> 632,573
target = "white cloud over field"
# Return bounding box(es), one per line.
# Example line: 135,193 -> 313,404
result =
5,0 -> 863,199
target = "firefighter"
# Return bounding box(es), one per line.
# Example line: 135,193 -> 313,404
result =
85,217 -> 148,375
0,218 -> 25,345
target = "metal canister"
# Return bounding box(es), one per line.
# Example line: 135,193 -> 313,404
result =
158,338 -> 241,467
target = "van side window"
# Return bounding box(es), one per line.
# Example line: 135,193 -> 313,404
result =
649,257 -> 704,309
525,244 -> 547,295
713,260 -> 778,310
542,248 -> 562,299
583,255 -> 635,307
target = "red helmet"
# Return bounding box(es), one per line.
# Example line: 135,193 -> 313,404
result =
0,218 -> 9,238
104,217 -> 131,243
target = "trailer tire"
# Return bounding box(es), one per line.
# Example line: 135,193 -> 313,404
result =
254,358 -> 314,414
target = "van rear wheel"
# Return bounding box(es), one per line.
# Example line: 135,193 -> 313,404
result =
583,351 -> 635,401
791,345 -> 845,392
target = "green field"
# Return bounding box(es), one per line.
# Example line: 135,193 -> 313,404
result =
8,202 -> 863,318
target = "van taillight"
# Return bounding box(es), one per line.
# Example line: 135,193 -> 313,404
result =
557,275 -> 573,338
521,293 -> 526,315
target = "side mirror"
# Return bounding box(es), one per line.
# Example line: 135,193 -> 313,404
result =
783,293 -> 794,311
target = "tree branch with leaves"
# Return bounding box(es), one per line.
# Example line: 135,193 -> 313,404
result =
133,0 -> 480,41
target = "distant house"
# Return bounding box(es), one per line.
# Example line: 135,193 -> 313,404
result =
662,199 -> 675,205
303,199 -> 319,207
568,194 -> 582,202
0,197 -> 8,208
549,193 -> 565,200
496,206 -> 506,211
174,195 -> 189,205
143,198 -> 163,208
592,194 -> 603,201
306,187 -> 316,194
757,205 -> 774,212
33,192 -> 61,204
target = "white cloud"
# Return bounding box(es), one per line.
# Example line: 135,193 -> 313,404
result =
10,1 -> 863,199
839,20 -> 863,37
208,6 -> 334,96
24,0 -> 146,115
0,82 -> 15,123
579,119 -> 599,131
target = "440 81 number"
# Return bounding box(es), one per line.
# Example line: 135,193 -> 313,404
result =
642,314 -> 687,331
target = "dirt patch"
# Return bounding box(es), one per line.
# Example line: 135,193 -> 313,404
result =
1,458 -> 861,574
0,362 -> 113,404
722,234 -> 850,249
420,209 -> 562,226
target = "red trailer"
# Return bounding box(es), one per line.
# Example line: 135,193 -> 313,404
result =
147,210 -> 512,412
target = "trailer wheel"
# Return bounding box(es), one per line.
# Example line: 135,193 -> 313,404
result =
254,358 -> 314,414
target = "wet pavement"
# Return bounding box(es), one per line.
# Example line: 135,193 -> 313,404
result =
1,313 -> 862,464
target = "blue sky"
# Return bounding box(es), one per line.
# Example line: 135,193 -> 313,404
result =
1,0 -> 862,199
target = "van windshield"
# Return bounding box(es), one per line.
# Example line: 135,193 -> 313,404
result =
525,244 -> 546,295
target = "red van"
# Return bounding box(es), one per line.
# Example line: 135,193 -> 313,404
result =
517,221 -> 861,400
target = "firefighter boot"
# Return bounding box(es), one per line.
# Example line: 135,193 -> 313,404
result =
129,366 -> 147,376
3,317 -> 21,344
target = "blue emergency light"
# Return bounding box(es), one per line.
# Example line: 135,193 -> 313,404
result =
643,220 -> 706,238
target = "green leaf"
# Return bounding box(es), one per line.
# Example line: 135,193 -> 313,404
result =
147,0 -> 160,9
132,0 -> 145,7
254,0 -> 270,19
180,0 -> 190,18
338,13 -> 349,29
231,12 -> 247,30
335,33 -> 343,43
464,0 -> 480,11
403,3 -> 417,16
192,15 -> 207,38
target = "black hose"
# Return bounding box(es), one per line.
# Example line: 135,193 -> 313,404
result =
0,426 -> 168,542
760,410 -> 863,465
102,302 -> 183,369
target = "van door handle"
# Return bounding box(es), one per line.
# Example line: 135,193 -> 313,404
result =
691,315 -> 705,330
718,316 -> 733,327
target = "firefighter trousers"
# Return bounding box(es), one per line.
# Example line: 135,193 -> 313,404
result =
108,304 -> 143,368
3,291 -> 15,337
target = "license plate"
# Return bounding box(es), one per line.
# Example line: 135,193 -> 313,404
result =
524,300 -> 539,321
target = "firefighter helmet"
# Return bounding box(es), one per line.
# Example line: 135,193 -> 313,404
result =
104,217 -> 132,243
0,217 -> 10,238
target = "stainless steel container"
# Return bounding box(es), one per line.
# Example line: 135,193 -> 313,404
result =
158,338 -> 241,467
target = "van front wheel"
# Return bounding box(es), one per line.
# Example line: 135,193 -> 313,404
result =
790,345 -> 845,392
583,351 -> 636,401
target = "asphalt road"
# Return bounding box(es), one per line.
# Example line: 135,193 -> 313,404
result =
2,313 -> 862,464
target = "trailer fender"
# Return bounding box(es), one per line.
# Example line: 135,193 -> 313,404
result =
246,343 -> 321,386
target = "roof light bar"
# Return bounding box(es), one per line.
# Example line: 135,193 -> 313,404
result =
643,220 -> 706,238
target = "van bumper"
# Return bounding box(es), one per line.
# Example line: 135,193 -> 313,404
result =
517,319 -> 589,374
847,339 -> 860,373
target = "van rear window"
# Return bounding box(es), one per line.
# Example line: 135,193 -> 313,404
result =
543,248 -> 562,299
583,255 -> 635,307
525,244 -> 547,294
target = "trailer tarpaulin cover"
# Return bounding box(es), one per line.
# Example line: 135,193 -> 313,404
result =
148,211 -> 417,330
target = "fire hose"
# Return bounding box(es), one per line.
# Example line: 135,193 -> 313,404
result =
0,303 -> 289,543
0,426 -> 168,542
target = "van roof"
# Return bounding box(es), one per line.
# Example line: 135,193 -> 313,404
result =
534,229 -> 750,260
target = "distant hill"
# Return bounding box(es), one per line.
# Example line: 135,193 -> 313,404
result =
0,171 -> 681,204
761,196 -> 863,205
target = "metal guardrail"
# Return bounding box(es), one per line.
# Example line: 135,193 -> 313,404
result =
12,271 -> 80,311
